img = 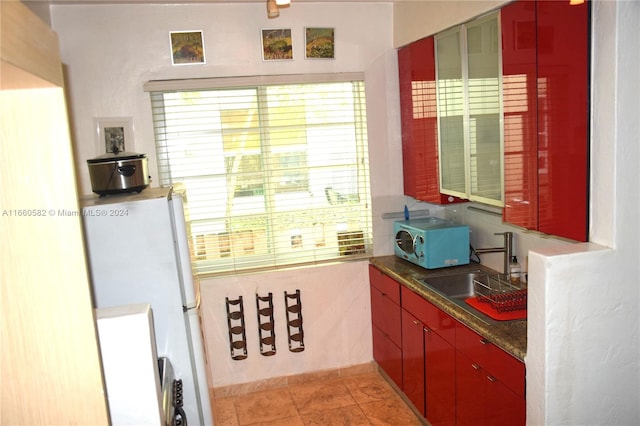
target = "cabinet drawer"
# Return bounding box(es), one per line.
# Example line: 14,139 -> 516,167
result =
456,323 -> 525,397
485,344 -> 525,398
456,323 -> 491,364
401,286 -> 457,345
370,284 -> 402,347
369,265 -> 400,305
372,324 -> 403,389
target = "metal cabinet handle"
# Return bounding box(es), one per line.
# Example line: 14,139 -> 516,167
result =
487,375 -> 497,382
472,363 -> 481,370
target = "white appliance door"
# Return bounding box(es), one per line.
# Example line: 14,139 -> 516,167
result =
170,193 -> 214,425
95,304 -> 164,426
184,306 -> 213,425
168,192 -> 199,309
82,188 -> 211,426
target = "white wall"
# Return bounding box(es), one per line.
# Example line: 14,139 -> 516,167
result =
393,0 -> 508,47
51,2 -> 395,193
200,261 -> 372,387
23,1 -> 52,25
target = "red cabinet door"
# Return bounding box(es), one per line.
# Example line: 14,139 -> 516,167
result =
371,324 -> 403,389
401,286 -> 456,425
401,285 -> 457,345
398,44 -> 419,199
486,377 -> 526,426
484,343 -> 526,399
536,0 -> 590,241
401,309 -> 425,416
398,37 -> 465,205
501,0 -> 539,230
369,266 -> 403,388
456,322 -> 525,425
424,327 -> 456,426
456,351 -> 486,426
457,351 -> 525,426
501,0 -> 589,241
369,264 -> 400,305
370,284 -> 402,347
369,267 -> 401,347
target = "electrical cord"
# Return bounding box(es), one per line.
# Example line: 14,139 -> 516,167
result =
469,245 -> 481,264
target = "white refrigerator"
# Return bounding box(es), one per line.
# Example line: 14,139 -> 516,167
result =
81,187 -> 213,425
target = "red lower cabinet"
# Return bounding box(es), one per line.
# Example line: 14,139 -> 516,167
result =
370,265 -> 525,425
456,352 -> 486,426
402,309 -> 425,416
371,323 -> 403,388
485,375 -> 526,426
401,287 -> 456,426
456,323 -> 525,426
425,327 -> 456,426
369,265 -> 402,389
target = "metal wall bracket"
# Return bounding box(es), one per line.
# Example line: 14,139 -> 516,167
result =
225,296 -> 248,360
284,289 -> 305,352
256,292 -> 276,356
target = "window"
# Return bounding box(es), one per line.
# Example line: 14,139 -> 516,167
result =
145,74 -> 372,275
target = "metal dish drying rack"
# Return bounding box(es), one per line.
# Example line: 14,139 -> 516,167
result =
473,274 -> 527,312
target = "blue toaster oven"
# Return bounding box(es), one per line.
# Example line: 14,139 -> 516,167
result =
393,217 -> 469,269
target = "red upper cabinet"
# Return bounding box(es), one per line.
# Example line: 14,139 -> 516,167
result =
399,0 -> 589,240
501,0 -> 590,241
536,0 -> 589,241
398,37 -> 464,205
501,0 -> 539,230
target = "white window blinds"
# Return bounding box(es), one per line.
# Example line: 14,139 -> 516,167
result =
145,75 -> 372,275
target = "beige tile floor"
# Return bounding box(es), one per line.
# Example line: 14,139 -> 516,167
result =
210,370 -> 425,425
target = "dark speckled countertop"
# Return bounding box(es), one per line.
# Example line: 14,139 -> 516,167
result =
370,255 -> 527,361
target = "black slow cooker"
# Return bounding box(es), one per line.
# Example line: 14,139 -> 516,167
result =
87,151 -> 150,195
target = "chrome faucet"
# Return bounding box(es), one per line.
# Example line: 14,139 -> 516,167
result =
474,232 -> 513,275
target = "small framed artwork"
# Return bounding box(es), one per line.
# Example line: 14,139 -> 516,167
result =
261,28 -> 293,61
305,27 -> 335,59
170,30 -> 205,65
94,117 -> 134,155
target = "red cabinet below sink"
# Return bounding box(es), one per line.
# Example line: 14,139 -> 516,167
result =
369,264 -> 525,425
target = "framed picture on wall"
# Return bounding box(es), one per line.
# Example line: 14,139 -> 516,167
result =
170,30 -> 206,65
305,27 -> 335,59
261,28 -> 293,61
94,117 -> 134,155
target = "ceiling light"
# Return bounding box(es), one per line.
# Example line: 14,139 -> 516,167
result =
569,0 -> 585,4
276,0 -> 291,5
267,0 -> 279,18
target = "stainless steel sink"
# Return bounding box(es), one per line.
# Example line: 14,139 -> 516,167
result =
420,272 -> 487,301
419,271 -> 521,324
